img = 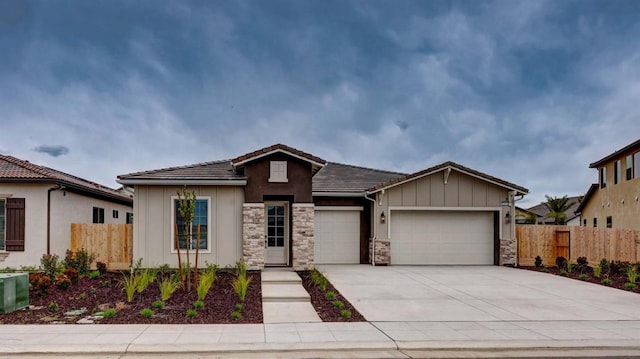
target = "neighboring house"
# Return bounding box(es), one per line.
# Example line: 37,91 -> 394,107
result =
117,144 -> 528,270
525,196 -> 583,226
515,207 -> 539,224
576,138 -> 640,230
0,155 -> 134,267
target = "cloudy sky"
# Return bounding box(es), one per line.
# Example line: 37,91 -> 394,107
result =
1,0 -> 639,207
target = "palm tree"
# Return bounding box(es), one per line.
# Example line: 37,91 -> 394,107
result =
543,195 -> 574,225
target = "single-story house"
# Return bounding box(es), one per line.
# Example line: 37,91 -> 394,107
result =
524,196 -> 583,226
117,144 -> 528,270
0,155 -> 134,268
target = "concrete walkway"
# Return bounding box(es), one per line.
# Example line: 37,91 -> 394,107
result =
261,270 -> 321,324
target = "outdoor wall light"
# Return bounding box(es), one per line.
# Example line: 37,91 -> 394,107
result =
505,211 -> 511,224
380,211 -> 386,223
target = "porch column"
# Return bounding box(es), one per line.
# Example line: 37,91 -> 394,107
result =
292,203 -> 314,271
242,203 -> 265,270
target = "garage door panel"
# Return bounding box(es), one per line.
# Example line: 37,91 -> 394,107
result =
390,211 -> 493,265
314,210 -> 361,264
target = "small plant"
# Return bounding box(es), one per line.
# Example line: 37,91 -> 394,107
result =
332,300 -> 345,309
610,261 -> 631,275
310,269 -> 329,291
152,300 -> 165,309
102,308 -> 116,318
196,267 -> 217,301
566,261 -> 573,273
100,280 -> 111,287
140,308 -> 154,318
63,268 -> 79,284
235,303 -> 243,311
627,265 -> 639,284
136,269 -> 156,293
232,274 -> 251,302
231,311 -> 241,320
158,276 -> 180,301
54,273 -> 72,290
186,309 -> 197,317
96,261 -> 108,275
77,292 -> 87,300
235,260 -> 247,278
88,270 -> 101,279
48,301 -> 59,312
555,256 -> 567,270
625,282 -> 636,289
559,270 -> 568,277
593,265 -> 602,278
541,268 -> 549,273
601,278 -> 613,286
194,300 -> 204,309
40,254 -> 63,279
579,274 -> 588,280
534,256 -> 543,268
577,256 -> 588,267
29,273 -> 52,296
325,291 -> 336,300
120,273 -> 139,302
599,259 -> 611,274
115,302 -> 127,311
340,309 -> 351,318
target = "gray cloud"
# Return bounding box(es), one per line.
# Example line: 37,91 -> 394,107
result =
33,145 -> 70,157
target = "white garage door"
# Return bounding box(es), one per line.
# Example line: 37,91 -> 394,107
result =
390,211 -> 494,265
315,209 -> 361,264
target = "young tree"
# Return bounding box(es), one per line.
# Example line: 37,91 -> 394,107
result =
543,195 -> 574,225
177,186 -> 197,291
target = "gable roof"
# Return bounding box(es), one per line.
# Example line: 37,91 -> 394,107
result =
312,162 -> 406,195
526,195 -> 583,223
117,160 -> 246,185
231,143 -> 326,168
0,154 -> 132,205
575,183 -> 598,213
590,138 -> 640,168
368,161 -> 528,195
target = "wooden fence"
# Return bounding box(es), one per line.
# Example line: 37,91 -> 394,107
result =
517,225 -> 640,266
70,223 -> 133,270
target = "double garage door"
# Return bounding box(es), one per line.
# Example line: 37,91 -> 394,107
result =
314,209 -> 361,264
390,211 -> 495,265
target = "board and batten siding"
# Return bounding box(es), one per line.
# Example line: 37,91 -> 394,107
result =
133,185 -> 244,268
376,169 -> 512,241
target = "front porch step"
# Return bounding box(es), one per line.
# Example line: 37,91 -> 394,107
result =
262,284 -> 310,302
261,271 -> 302,285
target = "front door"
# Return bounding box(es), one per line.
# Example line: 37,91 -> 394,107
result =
265,202 -> 288,266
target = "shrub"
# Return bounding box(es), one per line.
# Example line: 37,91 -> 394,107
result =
100,279 -> 111,287
593,265 -> 602,278
140,308 -> 154,318
158,276 -> 180,301
236,260 -> 247,278
96,261 -> 108,275
48,301 -> 59,312
325,291 -> 336,300
197,268 -> 217,301
310,269 -> 329,291
63,268 -> 79,284
136,269 -> 156,293
235,303 -> 243,311
186,309 -> 197,317
194,300 -> 204,309
152,300 -> 165,309
559,270 -> 568,277
40,254 -> 63,279
232,275 -> 251,302
231,311 -> 241,320
567,261 -> 573,273
102,308 -> 116,318
541,268 -> 549,273
579,274 -> 588,280
599,259 -> 611,273
340,309 -> 351,318
610,261 -> 630,275
332,300 -> 344,309
625,282 -> 636,289
64,248 -> 95,276
576,257 -> 588,267
601,278 -> 613,285
30,273 -> 52,296
555,256 -> 567,270
627,265 -> 639,283
120,273 -> 139,302
534,256 -> 543,268
89,286 -> 96,295
88,270 -> 101,279
54,273 -> 72,290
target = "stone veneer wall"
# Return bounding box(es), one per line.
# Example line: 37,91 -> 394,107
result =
370,240 -> 390,265
242,203 -> 265,270
292,203 -> 314,271
500,238 -> 517,266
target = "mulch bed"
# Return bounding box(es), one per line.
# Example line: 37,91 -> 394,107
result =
519,265 -> 640,294
1,271 -> 262,324
298,271 -> 366,322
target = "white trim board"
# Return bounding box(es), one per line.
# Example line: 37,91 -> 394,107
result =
315,206 -> 363,211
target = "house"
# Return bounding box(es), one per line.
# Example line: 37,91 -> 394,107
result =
0,155 -> 134,267
524,196 -> 583,226
576,138 -> 640,229
117,144 -> 528,270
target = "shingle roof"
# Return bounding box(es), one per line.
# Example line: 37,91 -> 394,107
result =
368,161 -> 529,194
231,143 -> 326,167
312,162 -> 406,193
118,160 -> 241,181
590,138 -> 640,168
526,195 -> 583,223
0,154 -> 132,204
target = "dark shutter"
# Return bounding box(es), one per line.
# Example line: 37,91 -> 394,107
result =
6,198 -> 25,251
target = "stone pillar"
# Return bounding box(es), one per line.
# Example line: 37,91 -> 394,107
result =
500,238 -> 517,266
370,240 -> 390,265
292,203 -> 314,271
242,203 -> 265,270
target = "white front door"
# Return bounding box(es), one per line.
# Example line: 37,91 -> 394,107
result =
265,202 -> 288,266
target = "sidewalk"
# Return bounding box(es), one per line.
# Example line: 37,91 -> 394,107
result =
2,321 -> 640,357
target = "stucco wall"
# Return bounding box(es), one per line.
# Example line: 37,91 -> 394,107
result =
243,153 -> 313,203
133,185 -> 244,268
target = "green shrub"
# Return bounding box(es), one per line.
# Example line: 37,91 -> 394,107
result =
102,308 -> 116,318
197,268 -> 217,301
120,273 -> 139,302
232,275 -> 251,302
625,282 -> 636,289
627,265 -> 638,283
140,308 -> 154,318
579,274 -> 588,280
64,248 -> 95,276
158,276 -> 180,301
48,301 -> 59,312
136,269 -> 156,293
601,278 -> 613,285
541,268 -> 549,273
235,260 -> 247,278
332,300 -> 344,309
559,270 -> 568,277
340,309 -> 351,318
186,309 -> 197,317
593,265 -> 602,278
88,270 -> 101,279
152,300 -> 165,309
325,291 -> 336,300
567,261 -> 573,273
235,303 -> 243,311
310,269 -> 329,291
193,300 -> 204,309
231,311 -> 241,320
599,259 -> 611,274
40,254 -> 63,279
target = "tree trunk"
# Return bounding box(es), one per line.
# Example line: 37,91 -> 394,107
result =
174,224 -> 184,286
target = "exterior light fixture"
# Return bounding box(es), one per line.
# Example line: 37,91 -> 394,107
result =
505,211 -> 511,224
380,211 -> 386,223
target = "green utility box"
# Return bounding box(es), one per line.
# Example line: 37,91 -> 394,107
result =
0,273 -> 29,313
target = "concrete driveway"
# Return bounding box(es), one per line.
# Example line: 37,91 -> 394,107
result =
318,265 -> 640,322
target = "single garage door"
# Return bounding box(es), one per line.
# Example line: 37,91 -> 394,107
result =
390,211 -> 494,265
315,209 -> 361,264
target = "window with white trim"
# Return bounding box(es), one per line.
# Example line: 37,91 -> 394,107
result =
634,151 -> 640,179
0,199 -> 5,251
269,161 -> 288,182
173,198 -> 209,250
93,207 -> 104,223
614,160 -> 621,184
599,167 -> 606,188
626,155 -> 633,181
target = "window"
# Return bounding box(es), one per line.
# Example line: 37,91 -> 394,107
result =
112,210 -> 119,219
583,219 -> 587,226
599,167 -> 606,188
126,212 -> 133,224
593,218 -> 597,228
269,161 -> 288,182
614,160 -> 621,184
635,151 -> 640,179
626,155 -> 634,180
0,199 -> 5,251
173,198 -> 209,250
93,207 -> 104,223
606,216 -> 612,228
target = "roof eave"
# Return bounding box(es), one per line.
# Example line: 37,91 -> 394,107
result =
589,139 -> 640,168
232,149 -> 326,168
117,179 -> 247,186
312,191 -> 365,197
